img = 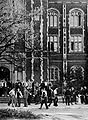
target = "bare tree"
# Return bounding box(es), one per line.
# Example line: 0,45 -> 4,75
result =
0,0 -> 41,67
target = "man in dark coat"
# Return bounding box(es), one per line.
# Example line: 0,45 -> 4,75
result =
47,86 -> 54,107
65,88 -> 71,106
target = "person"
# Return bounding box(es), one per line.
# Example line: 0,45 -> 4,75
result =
47,86 -> 54,107
8,87 -> 16,107
53,87 -> 58,106
15,88 -> 23,107
34,87 -> 41,105
27,89 -> 32,105
39,87 -> 48,109
54,88 -> 58,95
53,94 -> 58,106
15,80 -> 23,93
65,88 -> 71,106
3,80 -> 7,97
23,85 -> 29,107
78,93 -> 81,104
80,87 -> 85,104
70,88 -> 73,105
74,89 -> 78,104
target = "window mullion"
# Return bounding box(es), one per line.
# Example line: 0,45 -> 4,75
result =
48,15 -> 50,27
54,15 -> 58,27
54,68 -> 55,81
77,36 -> 79,51
73,36 -> 75,52
73,12 -> 75,27
53,36 -> 54,51
53,14 -> 54,27
82,36 -> 83,51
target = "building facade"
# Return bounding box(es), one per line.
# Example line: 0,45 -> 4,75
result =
25,0 -> 88,90
0,0 -> 88,91
47,0 -> 88,90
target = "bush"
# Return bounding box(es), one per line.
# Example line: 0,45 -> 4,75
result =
0,109 -> 41,119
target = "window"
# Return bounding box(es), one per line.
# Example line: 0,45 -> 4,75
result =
51,68 -> 54,79
48,10 -> 58,27
50,67 -> 60,81
71,42 -> 74,50
50,15 -> 53,27
48,36 -> 59,52
69,9 -> 84,53
48,9 -> 60,52
69,9 -> 83,27
34,7 -> 40,21
55,68 -> 58,80
78,13 -> 81,26
70,36 -> 83,52
54,15 -> 58,27
70,15 -> 74,27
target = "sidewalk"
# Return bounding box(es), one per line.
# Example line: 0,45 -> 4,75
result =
0,103 -> 88,120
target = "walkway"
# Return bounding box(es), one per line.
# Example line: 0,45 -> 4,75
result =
0,103 -> 88,120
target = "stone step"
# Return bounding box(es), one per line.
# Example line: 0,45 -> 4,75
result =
0,96 -> 63,103
0,96 -> 34,103
0,96 -> 9,103
0,96 -> 24,103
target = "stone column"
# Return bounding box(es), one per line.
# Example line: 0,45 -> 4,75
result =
63,3 -> 67,77
31,0 -> 34,82
40,0 -> 43,83
10,64 -> 14,83
17,66 -> 23,82
62,2 -> 67,94
23,67 -> 26,82
15,68 -> 17,83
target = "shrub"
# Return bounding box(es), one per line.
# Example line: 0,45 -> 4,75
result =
0,109 -> 41,119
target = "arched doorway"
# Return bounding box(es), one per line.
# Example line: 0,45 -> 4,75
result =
0,66 -> 10,81
0,66 -> 10,96
69,66 -> 84,90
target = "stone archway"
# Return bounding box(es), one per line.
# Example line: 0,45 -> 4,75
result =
69,66 -> 84,89
0,66 -> 10,96
0,66 -> 10,82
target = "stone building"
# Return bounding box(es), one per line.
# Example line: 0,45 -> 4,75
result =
26,0 -> 88,90
46,0 -> 88,90
0,0 -> 88,91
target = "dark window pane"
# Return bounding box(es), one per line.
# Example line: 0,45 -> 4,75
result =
51,42 -> 54,51
55,68 -> 58,80
78,13 -> 81,26
48,41 -> 50,51
51,68 -> 54,79
71,42 -> 74,50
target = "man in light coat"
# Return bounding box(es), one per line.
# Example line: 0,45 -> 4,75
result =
8,87 -> 16,107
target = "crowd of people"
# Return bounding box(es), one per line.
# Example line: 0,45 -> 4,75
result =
0,79 -> 88,109
63,86 -> 88,106
7,80 -> 59,108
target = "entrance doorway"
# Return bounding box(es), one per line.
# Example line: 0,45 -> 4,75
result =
0,66 -> 10,96
0,66 -> 10,81
69,66 -> 84,90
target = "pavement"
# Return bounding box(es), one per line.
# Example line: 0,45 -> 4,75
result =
0,103 -> 88,120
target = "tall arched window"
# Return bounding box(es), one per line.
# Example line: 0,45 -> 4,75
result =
69,9 -> 83,27
54,15 -> 58,27
48,8 -> 60,52
50,67 -> 60,81
48,10 -> 58,27
69,8 -> 84,52
50,15 -> 53,27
